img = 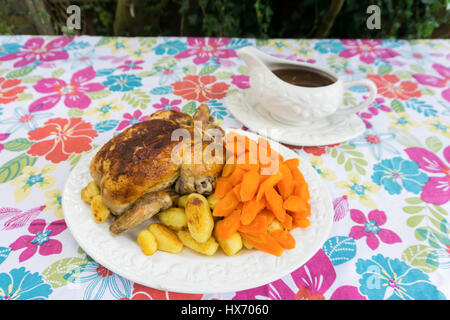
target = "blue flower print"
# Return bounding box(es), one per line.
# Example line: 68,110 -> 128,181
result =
371,157 -> 429,195
0,107 -> 53,133
356,254 -> 445,300
0,42 -> 21,56
103,74 -> 142,92
349,129 -> 399,160
153,39 -> 187,55
0,267 -> 52,300
314,40 -> 345,54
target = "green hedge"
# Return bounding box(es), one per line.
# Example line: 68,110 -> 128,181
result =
1,0 -> 448,38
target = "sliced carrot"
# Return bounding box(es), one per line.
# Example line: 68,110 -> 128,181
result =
241,197 -> 266,225
294,182 -> 310,201
259,209 -> 275,225
213,177 -> 233,199
277,163 -> 295,200
232,183 -> 242,201
282,213 -> 293,230
228,167 -> 246,186
213,190 -> 239,217
215,208 -> 241,240
240,232 -> 284,257
295,217 -> 311,228
291,165 -> 306,186
284,158 -> 299,171
283,195 -> 305,212
236,151 -> 259,171
238,214 -> 267,235
291,208 -> 310,226
271,229 -> 296,249
256,171 -> 282,201
240,169 -> 260,202
265,186 -> 286,223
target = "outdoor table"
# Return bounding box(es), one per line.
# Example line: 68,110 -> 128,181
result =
0,36 -> 448,300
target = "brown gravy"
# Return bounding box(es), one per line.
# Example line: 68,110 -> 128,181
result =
272,68 -> 336,87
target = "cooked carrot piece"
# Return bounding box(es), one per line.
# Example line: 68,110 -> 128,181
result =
295,217 -> 311,228
241,197 -> 266,225
240,169 -> 260,202
259,209 -> 275,225
236,151 -> 259,171
282,213 -> 293,230
240,232 -> 284,257
229,167 -> 246,186
277,163 -> 295,200
265,186 -> 286,223
291,209 -> 309,226
232,183 -> 242,201
215,208 -> 241,240
213,177 -> 233,199
256,171 -> 282,201
294,182 -> 310,201
213,190 -> 239,217
284,158 -> 300,171
238,214 -> 267,234
271,229 -> 296,249
283,195 -> 305,212
291,165 -> 306,186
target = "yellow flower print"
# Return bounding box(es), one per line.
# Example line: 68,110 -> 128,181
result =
107,38 -> 132,54
44,189 -> 63,218
335,172 -> 379,209
267,39 -> 292,53
294,40 -> 313,59
387,112 -> 420,131
424,117 -> 450,139
10,164 -> 56,202
128,46 -> 150,59
85,98 -> 124,121
309,157 -> 336,180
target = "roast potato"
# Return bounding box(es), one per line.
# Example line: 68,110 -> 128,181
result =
148,223 -> 183,254
137,229 -> 158,256
91,195 -> 110,223
185,193 -> 214,243
207,194 -> 221,210
158,207 -> 188,230
217,232 -> 243,256
177,195 -> 189,208
177,230 -> 218,256
81,181 -> 100,204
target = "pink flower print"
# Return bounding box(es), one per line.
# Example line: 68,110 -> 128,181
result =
339,40 -> 400,64
117,60 -> 144,72
358,97 -> 392,129
0,37 -> 72,68
175,38 -> 237,65
231,75 -> 249,89
413,64 -> 450,103
116,110 -> 149,131
349,209 -> 401,250
0,133 -> 9,153
233,250 -> 366,300
9,218 -> 67,262
152,97 -> 181,111
29,66 -> 105,112
405,146 -> 450,206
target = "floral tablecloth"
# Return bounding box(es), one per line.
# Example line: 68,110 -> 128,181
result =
0,36 -> 449,300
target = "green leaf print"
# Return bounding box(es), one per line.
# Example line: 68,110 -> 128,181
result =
402,245 -> 438,273
328,143 -> 368,175
425,136 -> 443,153
390,99 -> 405,113
182,101 -> 196,115
3,138 -> 34,152
42,257 -> 89,288
0,153 -> 37,184
121,89 -> 151,109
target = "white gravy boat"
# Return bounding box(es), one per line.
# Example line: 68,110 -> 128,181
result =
237,46 -> 377,125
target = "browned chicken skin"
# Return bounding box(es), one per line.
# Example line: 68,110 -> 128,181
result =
89,105 -> 225,235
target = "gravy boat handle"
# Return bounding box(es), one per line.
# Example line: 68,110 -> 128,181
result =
335,79 -> 377,116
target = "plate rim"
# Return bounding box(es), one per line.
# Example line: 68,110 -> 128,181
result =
62,128 -> 334,294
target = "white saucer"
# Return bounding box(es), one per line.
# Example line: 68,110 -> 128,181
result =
225,90 -> 365,146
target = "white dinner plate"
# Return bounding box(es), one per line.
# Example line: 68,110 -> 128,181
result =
62,129 -> 333,294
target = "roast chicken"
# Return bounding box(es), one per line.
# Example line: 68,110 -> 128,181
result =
90,105 -> 225,235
